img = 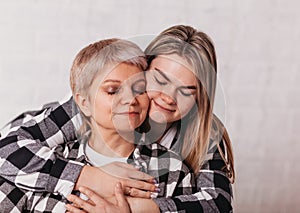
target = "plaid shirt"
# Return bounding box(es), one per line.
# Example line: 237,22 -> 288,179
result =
0,133 -> 194,212
0,97 -> 233,213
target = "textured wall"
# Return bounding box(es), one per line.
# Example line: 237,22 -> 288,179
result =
0,1 -> 299,212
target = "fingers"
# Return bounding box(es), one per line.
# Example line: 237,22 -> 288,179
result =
128,187 -> 153,198
124,179 -> 157,192
123,186 -> 132,196
100,162 -> 154,181
67,193 -> 96,212
78,186 -> 105,205
115,183 -> 129,207
126,168 -> 154,181
124,184 -> 155,198
116,162 -> 140,170
65,204 -> 86,213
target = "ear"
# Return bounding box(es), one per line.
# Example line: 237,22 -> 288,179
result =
74,93 -> 92,117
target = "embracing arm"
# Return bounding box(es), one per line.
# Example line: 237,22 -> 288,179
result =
152,143 -> 233,213
127,160 -> 232,213
0,97 -> 84,196
153,171 -> 232,213
65,185 -> 160,213
127,168 -> 232,213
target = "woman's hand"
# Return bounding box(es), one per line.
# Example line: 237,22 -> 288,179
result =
126,197 -> 160,213
66,183 -> 130,213
75,162 -> 157,199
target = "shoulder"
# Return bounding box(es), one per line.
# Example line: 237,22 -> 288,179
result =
0,97 -> 77,138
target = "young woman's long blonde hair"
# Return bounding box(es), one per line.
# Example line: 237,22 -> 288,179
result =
145,25 -> 235,183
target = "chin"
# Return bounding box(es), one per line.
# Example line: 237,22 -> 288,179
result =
116,126 -> 134,132
149,113 -> 168,124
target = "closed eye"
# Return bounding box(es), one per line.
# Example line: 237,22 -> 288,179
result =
179,89 -> 193,96
154,75 -> 168,85
132,81 -> 146,95
133,88 -> 146,95
106,87 -> 120,95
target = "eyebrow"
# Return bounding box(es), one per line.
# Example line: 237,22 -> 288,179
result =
103,79 -> 121,84
133,79 -> 146,84
154,68 -> 171,82
103,78 -> 146,84
179,85 -> 197,90
154,67 -> 197,90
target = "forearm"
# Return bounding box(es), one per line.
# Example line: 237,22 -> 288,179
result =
153,191 -> 232,213
47,156 -> 85,196
153,170 -> 233,213
0,97 -> 81,195
0,139 -> 84,196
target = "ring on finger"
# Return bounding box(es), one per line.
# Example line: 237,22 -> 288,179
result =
127,187 -> 132,195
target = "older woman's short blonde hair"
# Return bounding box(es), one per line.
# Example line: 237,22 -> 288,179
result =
70,38 -> 147,96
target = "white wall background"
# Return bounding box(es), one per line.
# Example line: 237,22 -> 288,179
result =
0,0 -> 300,212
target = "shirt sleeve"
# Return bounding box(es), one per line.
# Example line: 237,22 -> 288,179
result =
134,142 -> 195,199
153,140 -> 233,213
0,97 -> 84,197
0,176 -> 31,213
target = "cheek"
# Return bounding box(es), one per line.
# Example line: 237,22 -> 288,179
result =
177,98 -> 197,117
94,94 -> 113,114
146,90 -> 159,100
137,94 -> 150,111
93,103 -> 109,120
146,80 -> 161,98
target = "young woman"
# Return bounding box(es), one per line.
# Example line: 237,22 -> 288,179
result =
0,38 -> 194,212
0,25 -> 234,212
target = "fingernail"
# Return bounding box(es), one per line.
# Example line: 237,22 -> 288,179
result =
150,192 -> 158,198
155,187 -> 161,193
152,179 -> 158,184
67,195 -> 73,202
134,165 -> 141,169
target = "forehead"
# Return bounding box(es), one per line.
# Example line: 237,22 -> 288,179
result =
101,62 -> 145,82
149,55 -> 197,85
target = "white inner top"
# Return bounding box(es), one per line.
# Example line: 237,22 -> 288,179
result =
84,142 -> 128,167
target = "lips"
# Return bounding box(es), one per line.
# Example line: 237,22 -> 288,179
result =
152,100 -> 176,112
115,111 -> 139,115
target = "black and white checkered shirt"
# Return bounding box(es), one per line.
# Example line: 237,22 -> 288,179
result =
0,132 -> 194,212
0,97 -> 233,212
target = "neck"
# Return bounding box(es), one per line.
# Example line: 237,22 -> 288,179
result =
147,118 -> 173,143
88,126 -> 135,158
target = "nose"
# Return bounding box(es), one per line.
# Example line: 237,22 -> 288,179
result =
160,85 -> 177,105
120,91 -> 137,106
160,92 -> 176,105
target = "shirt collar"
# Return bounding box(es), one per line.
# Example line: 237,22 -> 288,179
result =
159,123 -> 178,149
